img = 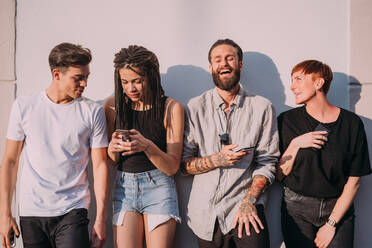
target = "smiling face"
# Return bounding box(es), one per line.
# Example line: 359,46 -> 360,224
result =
209,44 -> 242,91
290,70 -> 320,105
56,65 -> 90,100
119,67 -> 145,104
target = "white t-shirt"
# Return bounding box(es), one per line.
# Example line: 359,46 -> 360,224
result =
6,91 -> 108,217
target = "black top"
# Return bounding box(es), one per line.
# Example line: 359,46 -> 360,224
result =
118,99 -> 167,173
278,106 -> 371,198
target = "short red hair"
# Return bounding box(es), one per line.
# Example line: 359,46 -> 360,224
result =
292,60 -> 333,94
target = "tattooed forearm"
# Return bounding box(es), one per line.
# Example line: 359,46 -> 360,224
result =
181,155 -> 217,175
247,175 -> 268,198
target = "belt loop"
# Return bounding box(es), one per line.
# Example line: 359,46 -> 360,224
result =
146,172 -> 154,184
121,172 -> 125,181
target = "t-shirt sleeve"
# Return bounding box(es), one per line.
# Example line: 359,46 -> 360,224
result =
349,119 -> 371,176
6,100 -> 25,141
90,106 -> 108,148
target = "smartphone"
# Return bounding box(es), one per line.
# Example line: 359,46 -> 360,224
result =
115,129 -> 131,142
233,146 -> 255,153
314,123 -> 329,137
10,229 -> 16,248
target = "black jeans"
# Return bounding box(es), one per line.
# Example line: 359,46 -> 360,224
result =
281,187 -> 355,248
197,205 -> 270,248
20,208 -> 90,248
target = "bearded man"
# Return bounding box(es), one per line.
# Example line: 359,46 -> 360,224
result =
181,39 -> 279,248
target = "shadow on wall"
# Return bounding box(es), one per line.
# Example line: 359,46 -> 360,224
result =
161,65 -> 213,106
348,74 -> 372,248
241,51 -> 290,114
328,72 -> 349,110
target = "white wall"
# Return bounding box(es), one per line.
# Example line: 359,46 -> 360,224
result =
13,0 -> 372,247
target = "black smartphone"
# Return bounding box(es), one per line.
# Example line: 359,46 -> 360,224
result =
115,129 -> 131,142
233,147 -> 255,153
314,123 -> 329,137
10,229 -> 16,248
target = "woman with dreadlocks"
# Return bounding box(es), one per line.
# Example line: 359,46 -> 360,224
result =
104,45 -> 184,248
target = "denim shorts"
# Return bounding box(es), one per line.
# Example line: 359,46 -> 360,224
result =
112,169 -> 180,231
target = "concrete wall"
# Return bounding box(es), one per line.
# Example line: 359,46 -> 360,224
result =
0,0 -> 371,247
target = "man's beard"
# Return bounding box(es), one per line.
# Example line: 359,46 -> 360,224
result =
212,67 -> 241,91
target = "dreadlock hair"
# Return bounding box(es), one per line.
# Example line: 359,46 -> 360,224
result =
113,45 -> 165,131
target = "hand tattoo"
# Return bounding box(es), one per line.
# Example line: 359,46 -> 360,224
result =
239,198 -> 257,215
215,152 -> 230,167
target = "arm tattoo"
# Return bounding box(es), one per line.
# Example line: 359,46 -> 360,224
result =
181,155 -> 217,175
238,175 -> 269,214
247,175 -> 268,197
276,155 -> 293,181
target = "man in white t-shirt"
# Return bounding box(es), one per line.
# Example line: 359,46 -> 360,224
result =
0,43 -> 109,248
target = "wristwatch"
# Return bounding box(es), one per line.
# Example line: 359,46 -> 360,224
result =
327,218 -> 337,228
248,196 -> 257,205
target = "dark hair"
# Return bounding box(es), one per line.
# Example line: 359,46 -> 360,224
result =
48,42 -> 92,72
208,39 -> 243,63
113,45 -> 165,130
291,60 -> 333,94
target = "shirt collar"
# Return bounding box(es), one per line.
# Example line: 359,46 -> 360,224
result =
212,84 -> 244,110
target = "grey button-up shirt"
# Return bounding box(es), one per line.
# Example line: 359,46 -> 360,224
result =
183,86 -> 279,241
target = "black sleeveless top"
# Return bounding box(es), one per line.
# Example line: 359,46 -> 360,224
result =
118,98 -> 167,173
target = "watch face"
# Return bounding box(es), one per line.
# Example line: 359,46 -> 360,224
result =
249,196 -> 257,204
327,219 -> 336,227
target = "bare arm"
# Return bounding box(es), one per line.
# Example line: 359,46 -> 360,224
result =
104,96 -> 121,163
90,147 -> 109,248
139,99 -> 184,176
276,131 -> 328,181
0,139 -> 23,247
315,177 -> 360,248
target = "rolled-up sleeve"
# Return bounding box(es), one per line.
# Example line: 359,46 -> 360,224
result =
252,104 -> 279,184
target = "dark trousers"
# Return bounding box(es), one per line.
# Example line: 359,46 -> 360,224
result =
20,208 -> 90,248
197,205 -> 270,248
281,187 -> 354,248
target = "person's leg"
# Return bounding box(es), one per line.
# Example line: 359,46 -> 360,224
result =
231,205 -> 270,248
281,187 -> 319,248
113,211 -> 144,248
53,208 -> 90,248
143,214 -> 176,248
20,217 -> 53,248
281,202 -> 316,248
